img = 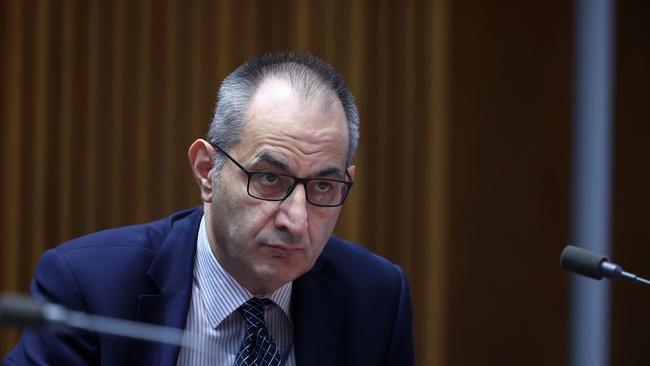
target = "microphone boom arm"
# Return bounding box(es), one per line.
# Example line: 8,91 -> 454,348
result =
0,294 -> 201,350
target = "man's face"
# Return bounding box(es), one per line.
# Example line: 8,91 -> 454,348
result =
206,78 -> 352,295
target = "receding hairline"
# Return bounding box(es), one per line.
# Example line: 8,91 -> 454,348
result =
244,75 -> 345,121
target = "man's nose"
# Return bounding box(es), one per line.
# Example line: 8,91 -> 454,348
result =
274,183 -> 308,237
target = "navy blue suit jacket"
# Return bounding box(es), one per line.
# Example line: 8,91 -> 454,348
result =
4,208 -> 414,365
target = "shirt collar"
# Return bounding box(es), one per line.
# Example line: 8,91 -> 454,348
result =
194,215 -> 293,328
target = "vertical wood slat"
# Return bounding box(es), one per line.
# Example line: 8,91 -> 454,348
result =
109,0 -> 126,227
184,0 -> 206,210
162,0 -> 179,214
83,0 -> 100,232
214,0 -> 232,85
188,0 -> 206,155
243,1 -> 259,58
322,0 -> 337,58
134,0 -> 153,221
30,0 -> 49,264
399,0 -> 416,277
292,0 -> 310,51
371,0 -> 390,256
427,0 -> 450,364
58,0 -> 74,244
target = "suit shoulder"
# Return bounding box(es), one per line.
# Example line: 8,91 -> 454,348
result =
34,208 -> 202,294
53,208 -> 201,254
324,236 -> 398,268
31,208 -> 202,312
321,236 -> 405,287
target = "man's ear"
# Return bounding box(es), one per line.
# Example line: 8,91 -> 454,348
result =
188,139 -> 215,203
347,165 -> 356,181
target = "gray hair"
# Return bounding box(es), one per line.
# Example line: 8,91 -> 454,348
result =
206,52 -> 360,178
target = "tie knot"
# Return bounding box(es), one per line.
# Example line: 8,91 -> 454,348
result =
238,298 -> 272,326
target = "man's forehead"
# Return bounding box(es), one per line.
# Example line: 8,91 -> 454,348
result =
241,78 -> 347,140
249,77 -> 300,109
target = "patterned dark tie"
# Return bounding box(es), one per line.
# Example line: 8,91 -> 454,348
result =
234,298 -> 282,366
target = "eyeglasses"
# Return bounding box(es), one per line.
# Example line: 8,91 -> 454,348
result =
213,144 -> 353,207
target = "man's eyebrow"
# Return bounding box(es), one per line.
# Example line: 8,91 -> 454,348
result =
314,166 -> 344,179
254,152 -> 290,171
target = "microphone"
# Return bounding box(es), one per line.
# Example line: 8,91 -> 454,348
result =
560,245 -> 650,286
0,293 -> 201,350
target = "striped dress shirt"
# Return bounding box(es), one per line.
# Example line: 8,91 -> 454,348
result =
177,217 -> 296,365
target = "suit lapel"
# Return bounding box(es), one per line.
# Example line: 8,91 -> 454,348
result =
129,209 -> 202,366
292,249 -> 344,366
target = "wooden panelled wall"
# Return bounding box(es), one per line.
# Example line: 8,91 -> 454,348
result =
0,0 -> 447,363
2,1 -> 649,365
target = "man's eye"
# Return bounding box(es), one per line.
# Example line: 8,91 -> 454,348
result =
261,173 -> 278,184
315,181 -> 332,192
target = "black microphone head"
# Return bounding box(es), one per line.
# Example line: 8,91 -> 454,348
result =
560,245 -> 609,280
0,293 -> 47,328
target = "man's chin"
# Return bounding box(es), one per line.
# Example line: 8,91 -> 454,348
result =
254,264 -> 306,289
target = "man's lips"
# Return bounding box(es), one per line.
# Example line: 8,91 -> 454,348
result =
262,243 -> 303,255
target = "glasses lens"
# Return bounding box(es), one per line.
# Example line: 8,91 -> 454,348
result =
248,173 -> 350,207
249,173 -> 295,200
306,180 -> 349,206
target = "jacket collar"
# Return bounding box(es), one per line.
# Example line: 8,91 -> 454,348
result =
130,208 -> 203,366
292,240 -> 345,366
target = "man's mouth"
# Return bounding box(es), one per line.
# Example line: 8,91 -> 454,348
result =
262,243 -> 303,256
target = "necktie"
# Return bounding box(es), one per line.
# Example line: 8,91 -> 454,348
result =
234,298 -> 282,366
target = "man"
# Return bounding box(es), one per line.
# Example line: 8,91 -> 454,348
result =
4,52 -> 414,365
